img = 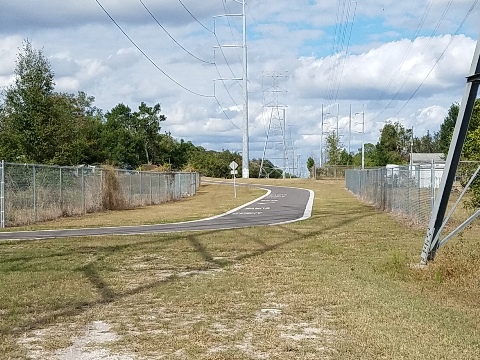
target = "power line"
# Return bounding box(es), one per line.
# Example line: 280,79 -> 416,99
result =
213,63 -> 241,109
366,0 -> 416,95
214,96 -> 241,130
325,0 -> 356,105
246,2 -> 266,42
177,0 -> 214,33
391,0 -> 479,118
374,0 -> 476,121
139,0 -> 214,65
221,0 -> 243,67
95,0 -> 213,98
332,0 -> 357,104
174,0 -> 242,130
372,0 -> 435,106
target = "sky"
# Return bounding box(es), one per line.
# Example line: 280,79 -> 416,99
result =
0,0 -> 479,176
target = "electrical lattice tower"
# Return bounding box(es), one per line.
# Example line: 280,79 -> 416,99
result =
259,72 -> 291,178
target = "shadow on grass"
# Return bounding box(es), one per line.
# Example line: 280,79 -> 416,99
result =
1,207 -> 372,337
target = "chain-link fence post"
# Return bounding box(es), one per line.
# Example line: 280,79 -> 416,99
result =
59,167 -> 63,213
157,173 -> 161,202
129,172 -> 132,206
1,160 -> 5,228
81,167 -> 85,214
149,174 -> 153,204
417,167 -> 421,220
140,171 -> 143,206
33,164 -> 37,222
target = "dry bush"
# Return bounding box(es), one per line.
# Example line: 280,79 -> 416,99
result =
101,166 -> 127,211
429,236 -> 480,283
181,164 -> 197,173
150,164 -> 172,172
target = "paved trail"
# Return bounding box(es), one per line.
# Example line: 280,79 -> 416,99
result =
0,182 -> 314,241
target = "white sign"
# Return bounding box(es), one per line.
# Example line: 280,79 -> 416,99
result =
230,161 -> 238,198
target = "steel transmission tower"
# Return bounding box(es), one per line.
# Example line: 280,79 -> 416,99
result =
213,0 -> 249,178
420,31 -> 480,264
259,72 -> 289,178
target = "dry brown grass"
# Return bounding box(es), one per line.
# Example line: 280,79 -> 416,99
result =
101,165 -> 127,211
1,179 -> 480,359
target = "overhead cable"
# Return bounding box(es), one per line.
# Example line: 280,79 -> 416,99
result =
332,0 -> 357,104
391,0 -> 479,118
214,96 -> 241,130
373,0 -> 435,105
221,0 -> 243,67
139,0 -> 214,65
95,0 -> 213,98
177,0 -> 214,33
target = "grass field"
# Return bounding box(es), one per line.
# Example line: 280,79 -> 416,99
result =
1,179 -> 479,359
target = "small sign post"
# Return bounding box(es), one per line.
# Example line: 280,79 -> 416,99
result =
229,161 -> 238,198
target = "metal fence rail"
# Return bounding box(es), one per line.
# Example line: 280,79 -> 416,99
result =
0,162 -> 199,228
346,163 -> 441,227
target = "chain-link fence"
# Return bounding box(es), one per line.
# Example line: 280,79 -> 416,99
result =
0,161 -> 199,228
346,162 -> 443,227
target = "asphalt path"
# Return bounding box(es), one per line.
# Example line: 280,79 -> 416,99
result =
0,181 -> 314,241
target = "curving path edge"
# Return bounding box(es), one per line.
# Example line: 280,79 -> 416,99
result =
0,181 -> 314,241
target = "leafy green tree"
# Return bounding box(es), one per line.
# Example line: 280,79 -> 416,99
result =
374,121 -> 411,166
437,101 -> 480,155
72,92 -> 105,165
339,149 -> 353,166
413,130 -> 441,153
0,40 -> 56,163
134,102 -> 165,164
352,143 -> 377,168
307,157 -> 315,178
102,102 -> 165,168
186,147 -> 242,178
102,104 -> 139,168
325,131 -> 342,165
0,41 -> 104,166
437,103 -> 459,155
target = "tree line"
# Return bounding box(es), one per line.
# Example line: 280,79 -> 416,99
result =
0,41 -> 276,178
309,100 -> 480,169
309,100 -> 480,207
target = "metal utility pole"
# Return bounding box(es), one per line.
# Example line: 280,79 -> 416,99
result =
282,108 -> 287,179
420,30 -> 480,264
336,103 -> 339,140
320,104 -> 331,168
410,126 -> 414,170
355,105 -> 366,169
213,1 -> 248,178
241,0 -> 249,178
320,104 -> 323,168
361,106 -> 365,169
320,104 -> 324,168
348,104 -> 352,161
336,103 -> 339,166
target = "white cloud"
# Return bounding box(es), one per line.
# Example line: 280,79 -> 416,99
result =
0,0 -> 478,168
